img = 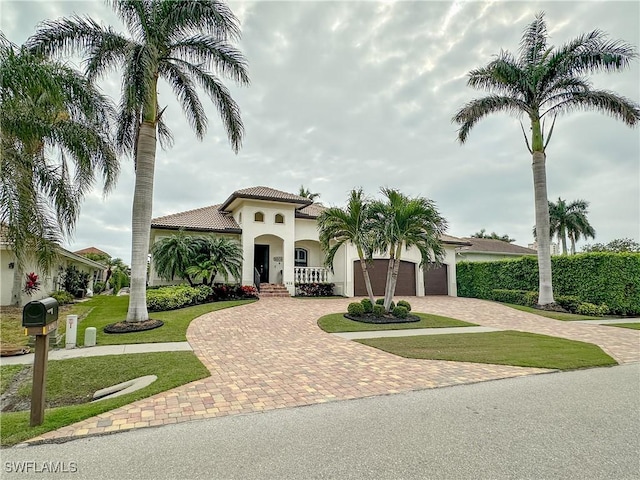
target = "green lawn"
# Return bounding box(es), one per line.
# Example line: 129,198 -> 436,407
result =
500,303 -> 600,321
1,365 -> 24,394
607,322 -> 640,330
318,312 -> 476,333
0,351 -> 210,446
357,331 -> 617,370
73,295 -> 255,345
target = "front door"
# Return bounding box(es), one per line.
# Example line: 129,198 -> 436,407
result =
254,245 -> 269,283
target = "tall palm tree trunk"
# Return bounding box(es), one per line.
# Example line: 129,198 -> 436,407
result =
559,226 -> 568,255
532,151 -> 554,305
11,263 -> 24,306
384,244 -> 403,312
383,253 -> 396,311
126,121 -> 157,322
356,246 -> 375,304
570,234 -> 576,255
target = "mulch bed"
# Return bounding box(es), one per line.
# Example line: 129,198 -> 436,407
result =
534,303 -> 570,313
103,319 -> 164,334
344,313 -> 421,324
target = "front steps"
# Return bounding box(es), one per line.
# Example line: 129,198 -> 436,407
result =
258,283 -> 291,297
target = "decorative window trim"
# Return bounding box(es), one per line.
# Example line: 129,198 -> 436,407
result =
254,211 -> 264,222
275,213 -> 285,224
295,247 -> 308,267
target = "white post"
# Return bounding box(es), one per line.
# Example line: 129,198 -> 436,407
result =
65,315 -> 78,349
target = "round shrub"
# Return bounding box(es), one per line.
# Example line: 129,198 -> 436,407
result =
347,302 -> 365,316
360,298 -> 373,313
375,298 -> 385,305
50,290 -> 74,305
392,306 -> 409,319
576,302 -> 609,317
372,304 -> 385,317
397,300 -> 411,311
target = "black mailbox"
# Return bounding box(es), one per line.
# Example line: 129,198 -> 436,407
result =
22,297 -> 59,327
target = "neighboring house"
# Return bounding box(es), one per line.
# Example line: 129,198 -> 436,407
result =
1,241 -> 107,306
528,241 -> 560,256
74,246 -> 111,282
149,186 -> 470,297
456,238 -> 538,262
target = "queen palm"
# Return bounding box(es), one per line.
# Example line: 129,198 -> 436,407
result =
318,188 -> 376,304
0,34 -> 117,305
547,198 -> 595,255
453,12 -> 639,305
28,0 -> 249,321
370,189 -> 447,312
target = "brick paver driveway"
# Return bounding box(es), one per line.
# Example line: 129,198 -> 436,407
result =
29,297 -> 639,443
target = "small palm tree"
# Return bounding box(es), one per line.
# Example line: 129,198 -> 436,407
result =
370,189 -> 447,312
299,185 -> 320,202
0,34 -> 117,305
151,230 -> 198,286
28,0 -> 249,322
187,236 -> 242,286
318,189 -> 376,304
453,12 -> 639,305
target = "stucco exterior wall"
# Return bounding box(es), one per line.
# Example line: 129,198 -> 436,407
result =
1,246 -> 103,306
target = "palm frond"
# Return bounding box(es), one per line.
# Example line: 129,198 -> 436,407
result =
546,90 -> 640,126
452,95 -> 530,143
518,11 -> 548,66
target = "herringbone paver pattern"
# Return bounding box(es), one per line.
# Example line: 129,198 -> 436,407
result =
27,297 -> 638,443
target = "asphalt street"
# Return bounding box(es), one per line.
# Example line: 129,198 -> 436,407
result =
2,364 -> 639,480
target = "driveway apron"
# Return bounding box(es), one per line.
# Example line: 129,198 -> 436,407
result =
26,297 -> 638,444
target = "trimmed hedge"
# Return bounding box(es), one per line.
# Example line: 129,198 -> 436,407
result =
147,285 -> 212,311
457,252 -> 640,315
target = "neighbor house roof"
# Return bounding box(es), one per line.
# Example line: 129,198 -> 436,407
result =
74,246 -> 111,257
220,186 -> 313,211
441,235 -> 472,247
151,204 -> 241,233
457,238 -> 537,255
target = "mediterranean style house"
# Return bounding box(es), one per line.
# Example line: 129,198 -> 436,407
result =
149,186 -> 470,297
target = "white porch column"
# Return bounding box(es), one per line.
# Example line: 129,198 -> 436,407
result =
283,238 -> 295,295
242,236 -> 255,286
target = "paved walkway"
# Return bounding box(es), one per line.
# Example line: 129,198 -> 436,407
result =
24,297 -> 640,444
0,342 -> 192,365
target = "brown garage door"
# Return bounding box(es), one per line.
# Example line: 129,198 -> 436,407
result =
424,264 -> 448,295
354,260 -> 416,296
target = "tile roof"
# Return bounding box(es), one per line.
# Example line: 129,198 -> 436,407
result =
220,186 -> 313,211
440,234 -> 473,246
73,246 -> 111,257
151,205 -> 241,232
296,203 -> 327,219
458,237 -> 537,255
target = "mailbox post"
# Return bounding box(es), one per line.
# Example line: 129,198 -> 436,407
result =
22,297 -> 59,427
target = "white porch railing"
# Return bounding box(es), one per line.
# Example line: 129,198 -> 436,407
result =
294,267 -> 331,284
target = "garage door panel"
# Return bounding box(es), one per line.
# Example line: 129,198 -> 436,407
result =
424,264 -> 448,295
354,260 -> 416,296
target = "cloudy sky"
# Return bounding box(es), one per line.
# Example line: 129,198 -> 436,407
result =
3,0 -> 639,264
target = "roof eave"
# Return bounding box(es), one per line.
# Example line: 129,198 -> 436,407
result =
151,225 -> 242,235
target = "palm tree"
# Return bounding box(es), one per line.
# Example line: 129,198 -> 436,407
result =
318,189 -> 376,304
187,236 -> 242,286
0,34 -> 118,305
28,0 -> 249,321
299,185 -> 320,202
547,198 -> 595,255
453,12 -> 639,305
151,230 -> 198,286
370,189 -> 447,312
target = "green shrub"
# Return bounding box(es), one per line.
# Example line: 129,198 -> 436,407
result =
576,302 -> 609,317
50,290 -> 74,305
458,253 -> 640,315
147,285 -> 205,311
372,304 -> 385,317
490,289 -> 537,306
555,295 -> 581,313
375,298 -> 384,305
195,285 -> 213,302
397,300 -> 412,311
93,281 -> 105,294
360,298 -> 373,313
347,302 -> 365,316
392,306 -> 409,319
